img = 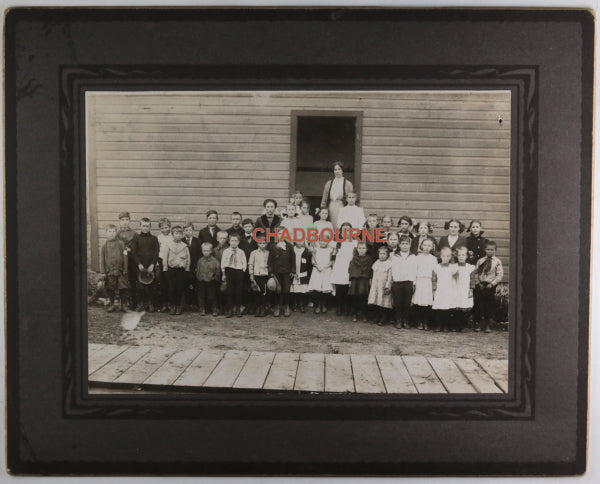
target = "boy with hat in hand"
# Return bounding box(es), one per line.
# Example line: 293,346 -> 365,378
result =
117,211 -> 138,309
130,217 -> 160,312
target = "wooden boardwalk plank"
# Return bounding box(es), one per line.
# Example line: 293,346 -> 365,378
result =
376,355 -> 418,394
294,353 -> 325,392
351,354 -> 386,393
454,358 -> 503,394
475,358 -> 509,393
114,347 -> 176,384
324,354 -> 355,393
172,351 -> 224,387
143,349 -> 201,386
89,346 -> 152,383
204,350 -> 251,388
88,345 -> 130,374
429,358 -> 477,394
402,356 -> 447,393
263,353 -> 300,391
233,352 -> 275,389
88,343 -> 106,355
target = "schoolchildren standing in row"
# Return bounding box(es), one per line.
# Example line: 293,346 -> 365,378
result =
100,224 -> 129,312
348,241 -> 372,322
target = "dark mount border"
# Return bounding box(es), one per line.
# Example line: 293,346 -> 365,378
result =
60,65 -> 535,420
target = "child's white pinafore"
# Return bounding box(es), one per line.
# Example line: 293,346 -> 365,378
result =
330,240 -> 358,286
455,263 -> 475,309
308,246 -> 334,293
432,263 -> 458,310
412,253 -> 437,307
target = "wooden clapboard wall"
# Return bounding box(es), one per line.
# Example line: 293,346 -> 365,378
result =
87,91 -> 510,279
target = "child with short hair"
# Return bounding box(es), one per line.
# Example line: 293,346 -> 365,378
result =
432,247 -> 459,332
308,238 -> 335,313
269,227 -> 296,317
454,246 -> 476,332
280,202 -> 303,233
412,238 -> 437,330
117,211 -> 138,309
411,221 -> 438,256
248,239 -> 270,317
397,215 -> 414,240
380,215 -> 393,237
156,218 -> 173,312
213,230 -> 230,263
162,226 -> 191,315
391,235 -> 417,329
474,241 -> 504,333
291,240 -> 311,313
466,220 -> 489,265
221,233 -> 247,318
348,241 -> 371,322
226,212 -> 245,239
336,192 -> 366,229
100,224 -> 128,312
368,245 -> 393,326
198,210 -> 221,247
330,222 -> 357,316
130,217 -> 160,312
195,242 -> 221,316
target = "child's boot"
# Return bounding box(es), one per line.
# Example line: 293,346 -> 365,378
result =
483,318 -> 492,333
236,305 -> 243,317
272,305 -> 281,317
175,306 -> 182,315
169,306 -> 176,316
284,304 -> 291,317
119,291 -> 128,312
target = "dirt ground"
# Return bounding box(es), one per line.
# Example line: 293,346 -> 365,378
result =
88,304 -> 509,360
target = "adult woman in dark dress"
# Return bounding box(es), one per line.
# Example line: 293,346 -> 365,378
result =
320,161 -> 354,229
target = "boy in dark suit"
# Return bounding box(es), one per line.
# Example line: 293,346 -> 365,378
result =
130,217 -> 160,312
183,222 -> 201,310
198,210 -> 221,247
116,211 -> 138,309
226,212 -> 245,239
239,218 -> 258,314
255,199 -> 281,231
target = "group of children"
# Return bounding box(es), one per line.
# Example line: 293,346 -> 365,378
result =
98,192 -> 505,332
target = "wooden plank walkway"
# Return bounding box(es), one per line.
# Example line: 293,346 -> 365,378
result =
88,343 -> 509,394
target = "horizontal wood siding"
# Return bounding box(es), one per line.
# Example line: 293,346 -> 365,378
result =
88,91 -> 510,279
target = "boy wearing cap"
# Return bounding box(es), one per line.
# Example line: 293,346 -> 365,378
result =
117,211 -> 138,309
130,217 -> 160,312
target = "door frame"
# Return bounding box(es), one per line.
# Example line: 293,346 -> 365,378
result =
289,110 -> 363,203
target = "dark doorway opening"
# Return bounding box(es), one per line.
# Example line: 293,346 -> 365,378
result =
291,112 -> 362,215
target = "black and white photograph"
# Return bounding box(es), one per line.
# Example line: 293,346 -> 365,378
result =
86,90 -> 511,395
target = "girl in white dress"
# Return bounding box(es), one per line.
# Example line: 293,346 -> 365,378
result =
412,238 -> 437,330
432,247 -> 459,332
330,222 -> 358,316
336,192 -> 366,229
308,238 -> 334,314
454,246 -> 476,332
